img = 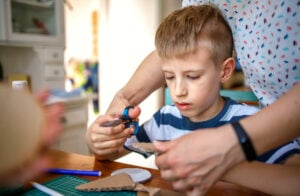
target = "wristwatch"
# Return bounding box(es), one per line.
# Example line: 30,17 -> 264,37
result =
231,121 -> 257,161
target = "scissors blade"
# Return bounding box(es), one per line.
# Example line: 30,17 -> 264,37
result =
99,119 -> 124,127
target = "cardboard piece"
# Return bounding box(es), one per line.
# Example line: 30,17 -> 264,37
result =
126,142 -> 158,158
131,143 -> 158,153
76,173 -> 160,196
111,168 -> 152,183
0,84 -> 45,177
135,183 -> 160,196
76,173 -> 136,191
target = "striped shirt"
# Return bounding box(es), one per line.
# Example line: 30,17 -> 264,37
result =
125,97 -> 300,163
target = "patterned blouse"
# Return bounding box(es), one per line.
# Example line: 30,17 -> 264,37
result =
182,0 -> 300,106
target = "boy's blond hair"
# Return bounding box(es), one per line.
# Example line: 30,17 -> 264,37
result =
155,4 -> 233,65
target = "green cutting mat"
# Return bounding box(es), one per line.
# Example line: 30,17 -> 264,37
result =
23,175 -> 136,196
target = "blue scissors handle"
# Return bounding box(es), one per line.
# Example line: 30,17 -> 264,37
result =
99,106 -> 139,135
121,106 -> 139,135
120,106 -> 134,121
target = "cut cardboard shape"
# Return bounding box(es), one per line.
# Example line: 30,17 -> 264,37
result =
76,173 -> 136,191
76,173 -> 161,196
126,142 -> 158,158
111,168 -> 152,183
131,143 -> 157,153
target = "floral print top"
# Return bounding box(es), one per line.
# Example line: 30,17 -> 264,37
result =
182,0 -> 300,106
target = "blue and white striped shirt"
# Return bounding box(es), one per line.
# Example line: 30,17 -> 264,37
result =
125,97 -> 300,164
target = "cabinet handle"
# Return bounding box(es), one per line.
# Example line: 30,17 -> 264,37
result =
53,70 -> 60,75
53,53 -> 59,58
60,116 -> 67,124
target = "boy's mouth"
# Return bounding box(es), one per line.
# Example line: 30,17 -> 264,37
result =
175,102 -> 191,111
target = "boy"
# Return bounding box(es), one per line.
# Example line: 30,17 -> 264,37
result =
125,4 -> 265,158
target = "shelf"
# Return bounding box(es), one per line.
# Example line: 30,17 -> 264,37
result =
12,0 -> 54,8
4,0 -> 65,46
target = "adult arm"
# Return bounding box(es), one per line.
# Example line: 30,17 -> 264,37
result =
241,83 -> 300,156
154,83 -> 300,195
86,51 -> 165,160
105,50 -> 165,114
222,159 -> 300,196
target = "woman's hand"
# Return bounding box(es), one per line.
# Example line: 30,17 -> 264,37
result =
154,125 -> 245,195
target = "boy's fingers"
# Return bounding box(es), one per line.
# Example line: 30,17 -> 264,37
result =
128,106 -> 141,119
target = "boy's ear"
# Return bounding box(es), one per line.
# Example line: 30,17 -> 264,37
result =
220,57 -> 235,83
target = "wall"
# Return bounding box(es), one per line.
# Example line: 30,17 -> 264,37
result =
64,0 -> 157,122
98,0 -> 181,123
64,0 -> 99,62
65,0 -> 181,123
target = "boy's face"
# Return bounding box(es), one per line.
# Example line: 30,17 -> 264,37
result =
162,47 -> 224,122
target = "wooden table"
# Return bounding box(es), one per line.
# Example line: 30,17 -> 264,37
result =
32,149 -> 269,196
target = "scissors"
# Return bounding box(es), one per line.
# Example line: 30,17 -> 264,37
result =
99,106 -> 139,135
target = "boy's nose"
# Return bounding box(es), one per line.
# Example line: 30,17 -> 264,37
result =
174,81 -> 187,97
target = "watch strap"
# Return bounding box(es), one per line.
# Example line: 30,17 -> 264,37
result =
231,121 -> 257,161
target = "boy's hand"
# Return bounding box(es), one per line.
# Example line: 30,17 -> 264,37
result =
86,106 -> 141,160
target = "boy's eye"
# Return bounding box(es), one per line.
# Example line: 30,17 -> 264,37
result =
187,75 -> 200,79
165,75 -> 174,80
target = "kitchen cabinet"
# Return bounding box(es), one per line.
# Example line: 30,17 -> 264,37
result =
20,46 -> 90,155
0,45 -> 91,155
51,97 -> 90,155
0,0 -> 90,155
34,46 -> 65,91
0,2 -> 6,41
0,0 -> 64,46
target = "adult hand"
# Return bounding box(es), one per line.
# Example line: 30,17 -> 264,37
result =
154,125 -> 245,195
0,90 -> 64,187
86,106 -> 141,160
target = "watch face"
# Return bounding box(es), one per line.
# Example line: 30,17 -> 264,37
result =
111,168 -> 152,183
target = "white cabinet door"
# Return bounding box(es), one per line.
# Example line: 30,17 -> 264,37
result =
2,0 -> 65,46
0,2 -> 7,41
52,98 -> 90,155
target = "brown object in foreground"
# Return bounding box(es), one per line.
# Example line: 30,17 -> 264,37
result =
0,84 -> 45,177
